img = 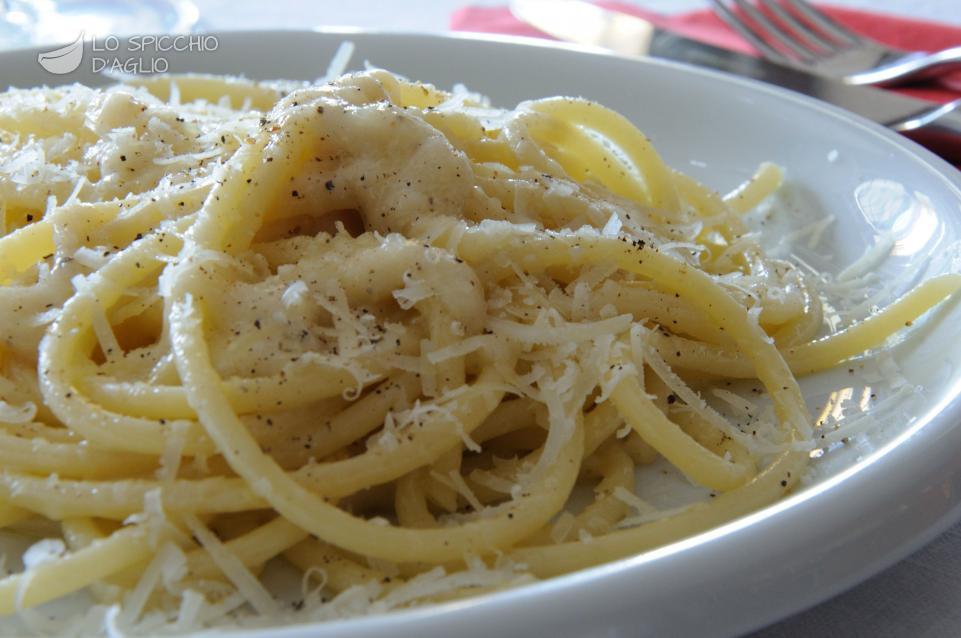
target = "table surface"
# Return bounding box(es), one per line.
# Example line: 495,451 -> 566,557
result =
187,0 -> 961,32
7,1 -> 961,636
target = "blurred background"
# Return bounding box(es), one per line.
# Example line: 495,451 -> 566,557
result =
0,0 -> 958,48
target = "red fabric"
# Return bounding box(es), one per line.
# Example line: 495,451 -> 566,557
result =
450,3 -> 961,103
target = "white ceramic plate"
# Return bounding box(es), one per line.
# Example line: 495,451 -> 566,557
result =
2,30 -> 961,638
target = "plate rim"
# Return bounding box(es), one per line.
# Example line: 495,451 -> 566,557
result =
2,28 -> 961,638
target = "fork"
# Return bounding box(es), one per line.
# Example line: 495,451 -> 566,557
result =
709,0 -> 961,86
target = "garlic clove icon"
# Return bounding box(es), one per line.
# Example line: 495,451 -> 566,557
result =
38,32 -> 85,75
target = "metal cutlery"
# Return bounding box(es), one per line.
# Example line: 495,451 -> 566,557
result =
709,0 -> 961,86
509,0 -> 961,162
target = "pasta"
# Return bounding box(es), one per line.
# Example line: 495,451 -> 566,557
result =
0,62 -> 957,634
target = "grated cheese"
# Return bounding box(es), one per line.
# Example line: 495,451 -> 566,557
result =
488,314 -> 632,345
430,470 -> 484,512
321,41 -> 356,84
392,274 -> 435,310
837,232 -> 896,282
280,280 -> 309,309
182,514 -> 278,617
549,512 -> 575,543
639,326 -> 784,451
468,468 -> 517,495
118,542 -> 182,627
152,147 -> 223,166
22,538 -> 66,569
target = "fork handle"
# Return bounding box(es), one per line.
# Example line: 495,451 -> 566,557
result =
889,99 -> 961,164
850,47 -> 961,87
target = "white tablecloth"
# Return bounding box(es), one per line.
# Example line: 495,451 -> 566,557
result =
9,1 -> 961,635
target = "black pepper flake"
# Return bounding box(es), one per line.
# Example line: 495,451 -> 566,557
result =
324,180 -> 335,191
254,319 -> 262,330
291,189 -> 299,197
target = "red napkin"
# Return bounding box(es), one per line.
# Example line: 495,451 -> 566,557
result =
450,3 -> 961,104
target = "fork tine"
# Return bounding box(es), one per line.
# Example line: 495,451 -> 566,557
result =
709,0 -> 792,63
782,0 -> 863,45
731,0 -> 817,61
757,0 -> 841,53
